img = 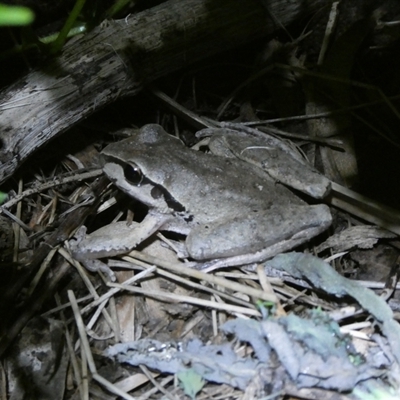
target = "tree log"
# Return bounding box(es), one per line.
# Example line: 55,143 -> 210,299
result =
0,0 -> 323,184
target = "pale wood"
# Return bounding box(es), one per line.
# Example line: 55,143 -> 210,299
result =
0,0 -> 322,184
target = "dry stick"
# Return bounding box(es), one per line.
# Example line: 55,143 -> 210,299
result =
136,376 -> 174,400
80,267 -> 156,315
54,293 -> 85,399
0,176 -> 109,358
59,248 -> 118,336
129,250 -> 277,303
107,283 -> 261,317
113,371 -> 161,396
329,182 -> 400,236
139,365 -> 178,400
0,0 -> 324,184
120,256 -> 256,309
0,169 -> 102,211
68,290 -> 136,400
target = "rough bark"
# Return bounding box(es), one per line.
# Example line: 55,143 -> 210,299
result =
0,0 -> 323,184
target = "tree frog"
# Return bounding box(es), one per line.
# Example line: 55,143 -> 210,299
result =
70,124 -> 332,279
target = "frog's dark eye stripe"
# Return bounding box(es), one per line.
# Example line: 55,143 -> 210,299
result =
123,161 -> 186,212
124,163 -> 144,186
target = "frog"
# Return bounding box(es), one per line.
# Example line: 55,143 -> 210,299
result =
70,124 -> 332,280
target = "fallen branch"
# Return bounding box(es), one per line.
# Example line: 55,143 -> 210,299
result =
0,0 -> 323,184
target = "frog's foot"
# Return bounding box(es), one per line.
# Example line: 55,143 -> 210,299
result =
69,227 -> 116,281
79,258 -> 116,282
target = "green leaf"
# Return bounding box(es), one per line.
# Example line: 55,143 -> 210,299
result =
0,4 -> 34,26
177,369 -> 205,400
50,0 -> 87,54
0,192 -> 7,205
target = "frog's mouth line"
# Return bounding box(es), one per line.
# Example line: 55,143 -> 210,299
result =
149,184 -> 186,214
131,175 -> 194,223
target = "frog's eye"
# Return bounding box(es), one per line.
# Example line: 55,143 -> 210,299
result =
124,163 -> 144,186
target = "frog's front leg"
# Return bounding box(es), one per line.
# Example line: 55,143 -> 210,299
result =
69,212 -> 173,281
